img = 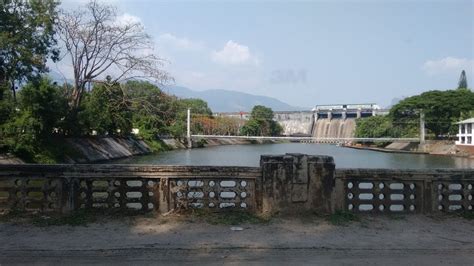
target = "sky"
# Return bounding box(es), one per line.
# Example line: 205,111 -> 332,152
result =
58,0 -> 474,108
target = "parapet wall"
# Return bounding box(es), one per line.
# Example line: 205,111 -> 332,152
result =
0,155 -> 472,215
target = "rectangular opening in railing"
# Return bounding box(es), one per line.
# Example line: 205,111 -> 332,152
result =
344,179 -> 422,213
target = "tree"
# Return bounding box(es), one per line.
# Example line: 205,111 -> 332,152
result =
0,0 -> 59,99
458,70 -> 468,89
179,98 -> 212,116
1,77 -> 67,160
241,105 -> 282,136
80,81 -> 132,136
123,81 -> 177,138
354,116 -> 392,138
57,0 -> 170,110
390,89 -> 474,138
17,77 -> 68,137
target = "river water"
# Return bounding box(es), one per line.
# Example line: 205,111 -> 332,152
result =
114,143 -> 474,169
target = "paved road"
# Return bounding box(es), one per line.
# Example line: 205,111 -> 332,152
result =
1,215 -> 473,265
2,248 -> 474,265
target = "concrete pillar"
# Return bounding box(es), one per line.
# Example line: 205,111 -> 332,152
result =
342,110 -> 347,120
258,154 -> 336,215
357,108 -> 361,119
328,111 -> 332,120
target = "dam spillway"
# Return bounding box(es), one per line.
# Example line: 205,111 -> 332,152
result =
311,118 -> 356,138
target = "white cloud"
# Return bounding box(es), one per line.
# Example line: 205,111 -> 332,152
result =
157,33 -> 203,51
422,57 -> 473,75
211,40 -> 259,66
115,13 -> 142,26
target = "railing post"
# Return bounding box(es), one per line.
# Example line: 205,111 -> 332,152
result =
62,177 -> 78,213
259,154 -> 335,215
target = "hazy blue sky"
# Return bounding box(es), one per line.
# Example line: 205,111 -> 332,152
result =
60,0 -> 473,108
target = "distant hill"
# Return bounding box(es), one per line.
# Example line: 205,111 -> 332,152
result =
163,85 -> 302,112
47,71 -> 302,112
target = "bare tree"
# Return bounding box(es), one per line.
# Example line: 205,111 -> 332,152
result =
57,0 -> 170,109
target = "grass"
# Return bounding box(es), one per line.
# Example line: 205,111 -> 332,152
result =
1,208 -> 270,227
460,211 -> 474,220
327,210 -> 359,226
143,138 -> 171,152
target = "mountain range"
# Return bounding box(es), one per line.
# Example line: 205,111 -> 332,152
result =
163,85 -> 301,113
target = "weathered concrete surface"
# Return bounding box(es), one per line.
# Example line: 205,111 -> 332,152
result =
274,111 -> 314,136
374,140 -> 470,157
259,154 -> 336,215
0,215 -> 473,265
0,137 -> 151,164
64,137 -> 150,163
0,154 -> 23,164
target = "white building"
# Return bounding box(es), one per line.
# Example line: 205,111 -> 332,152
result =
456,118 -> 474,146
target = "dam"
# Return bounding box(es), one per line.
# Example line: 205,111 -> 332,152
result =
309,103 -> 386,138
216,103 -> 388,138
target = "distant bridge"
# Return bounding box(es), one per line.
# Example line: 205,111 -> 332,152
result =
191,135 -> 420,144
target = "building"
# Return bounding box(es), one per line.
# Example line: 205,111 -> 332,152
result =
456,118 -> 474,146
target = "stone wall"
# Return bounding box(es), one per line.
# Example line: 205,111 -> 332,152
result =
0,154 -> 472,215
0,164 -> 260,213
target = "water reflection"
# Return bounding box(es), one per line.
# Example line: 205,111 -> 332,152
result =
114,143 -> 474,169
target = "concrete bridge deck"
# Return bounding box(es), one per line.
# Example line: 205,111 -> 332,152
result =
1,215 -> 473,265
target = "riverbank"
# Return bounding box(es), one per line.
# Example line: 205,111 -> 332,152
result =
0,137 -> 151,164
0,136 -> 283,165
345,140 -> 473,158
1,213 -> 473,265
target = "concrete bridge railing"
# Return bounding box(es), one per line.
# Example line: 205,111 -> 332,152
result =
0,155 -> 473,215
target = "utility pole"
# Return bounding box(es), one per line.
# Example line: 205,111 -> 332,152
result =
419,110 -> 425,144
187,108 -> 192,149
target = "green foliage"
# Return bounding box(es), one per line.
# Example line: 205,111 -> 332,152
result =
328,210 -> 359,226
0,77 -> 217,160
355,116 -> 393,138
250,105 -> 274,121
17,78 -> 67,137
169,98 -> 213,138
0,0 -> 59,94
1,78 -> 67,161
143,138 -> 170,153
80,82 -> 133,136
354,115 -> 418,139
0,85 -> 14,125
356,89 -> 474,139
241,105 -> 282,136
458,70 -> 468,89
178,98 -> 212,116
123,81 -> 176,139
390,89 -> 474,138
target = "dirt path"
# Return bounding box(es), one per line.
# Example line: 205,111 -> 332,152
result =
1,214 -> 473,265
